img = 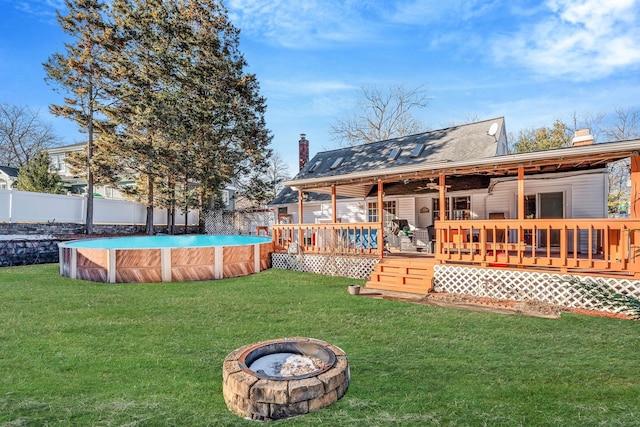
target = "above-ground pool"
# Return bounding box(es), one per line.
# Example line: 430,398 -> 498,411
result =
59,235 -> 273,283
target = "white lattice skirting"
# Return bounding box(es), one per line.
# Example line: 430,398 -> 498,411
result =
272,253 -> 379,280
434,265 -> 640,314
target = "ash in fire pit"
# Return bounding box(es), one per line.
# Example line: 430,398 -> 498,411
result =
250,353 -> 325,377
223,338 -> 349,421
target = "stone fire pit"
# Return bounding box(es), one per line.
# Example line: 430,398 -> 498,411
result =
222,337 -> 349,421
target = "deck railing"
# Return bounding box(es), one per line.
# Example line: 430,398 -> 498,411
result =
271,222 -> 383,256
271,219 -> 640,276
434,218 -> 640,276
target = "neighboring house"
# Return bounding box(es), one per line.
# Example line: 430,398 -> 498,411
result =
47,142 -> 236,209
47,142 -> 133,199
0,166 -> 19,189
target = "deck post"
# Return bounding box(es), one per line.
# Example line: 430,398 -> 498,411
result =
517,166 -> 525,268
298,189 -> 304,224
331,185 -> 337,223
517,166 -> 525,221
378,180 -> 384,257
631,154 -> 640,219
630,154 -> 640,276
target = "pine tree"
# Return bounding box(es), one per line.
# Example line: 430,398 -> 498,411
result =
44,0 -> 112,234
102,0 -> 271,232
14,150 -> 63,194
173,0 -> 271,219
510,120 -> 572,153
100,0 -> 179,233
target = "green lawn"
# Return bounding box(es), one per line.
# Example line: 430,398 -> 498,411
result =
1,264 -> 638,426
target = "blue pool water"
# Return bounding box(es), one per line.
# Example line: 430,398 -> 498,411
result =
64,235 -> 271,249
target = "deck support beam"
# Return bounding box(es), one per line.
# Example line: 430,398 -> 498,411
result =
378,180 -> 384,257
517,166 -> 525,221
298,189 -> 304,224
331,185 -> 337,223
631,154 -> 640,219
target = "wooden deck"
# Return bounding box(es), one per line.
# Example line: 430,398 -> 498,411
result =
365,255 -> 438,294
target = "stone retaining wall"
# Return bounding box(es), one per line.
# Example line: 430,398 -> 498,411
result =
0,222 -> 199,267
0,223 -> 199,236
0,238 -> 60,267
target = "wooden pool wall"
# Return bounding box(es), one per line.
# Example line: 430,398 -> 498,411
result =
59,241 -> 274,283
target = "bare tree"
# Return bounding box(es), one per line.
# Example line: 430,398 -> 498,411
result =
603,107 -> 640,215
265,152 -> 291,199
235,151 -> 291,208
604,107 -> 640,141
573,110 -> 605,142
0,104 -> 60,167
330,84 -> 430,146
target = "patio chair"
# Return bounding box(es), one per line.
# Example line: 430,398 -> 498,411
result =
391,219 -> 409,236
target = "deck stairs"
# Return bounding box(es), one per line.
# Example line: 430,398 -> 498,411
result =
365,257 -> 438,294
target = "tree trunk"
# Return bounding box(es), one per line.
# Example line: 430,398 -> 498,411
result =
146,175 -> 154,235
86,83 -> 94,235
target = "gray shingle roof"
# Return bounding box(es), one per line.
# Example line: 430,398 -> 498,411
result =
294,117 -> 504,181
0,166 -> 19,178
269,186 -> 353,206
269,117 -> 505,205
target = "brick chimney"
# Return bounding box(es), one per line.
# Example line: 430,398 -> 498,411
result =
572,128 -> 594,146
298,133 -> 309,171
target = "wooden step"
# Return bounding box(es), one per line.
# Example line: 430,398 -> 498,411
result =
366,280 -> 431,294
365,257 -> 436,294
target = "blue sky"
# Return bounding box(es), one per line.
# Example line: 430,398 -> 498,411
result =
1,0 -> 640,173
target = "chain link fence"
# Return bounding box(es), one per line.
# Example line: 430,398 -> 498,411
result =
203,209 -> 274,235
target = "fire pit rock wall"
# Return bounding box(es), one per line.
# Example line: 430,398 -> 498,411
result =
222,337 -> 349,421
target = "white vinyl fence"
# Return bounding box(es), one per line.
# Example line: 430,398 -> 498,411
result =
0,189 -> 198,225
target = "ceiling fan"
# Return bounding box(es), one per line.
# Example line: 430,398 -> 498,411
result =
415,178 -> 450,191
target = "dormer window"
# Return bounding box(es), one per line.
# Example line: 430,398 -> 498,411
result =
308,160 -> 322,173
387,148 -> 401,161
410,144 -> 425,158
330,157 -> 344,170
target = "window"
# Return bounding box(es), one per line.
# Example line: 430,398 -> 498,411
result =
221,190 -> 230,208
367,202 -> 378,222
308,160 -> 322,173
433,196 -> 470,220
330,157 -> 344,169
368,201 -> 397,227
0,180 -> 7,190
410,144 -> 425,158
387,148 -> 401,161
51,154 -> 66,172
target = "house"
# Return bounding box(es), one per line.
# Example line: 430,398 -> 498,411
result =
271,118 -> 617,237
0,166 -> 19,189
271,119 -> 509,230
269,118 -> 640,308
47,142 -> 134,199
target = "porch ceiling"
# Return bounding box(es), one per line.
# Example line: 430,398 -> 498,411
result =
287,139 -> 639,194
305,183 -> 375,198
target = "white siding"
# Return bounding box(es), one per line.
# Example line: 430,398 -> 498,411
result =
571,172 -> 607,218
397,197 -> 416,229
488,169 -> 606,220
486,190 -> 512,219
295,199 -> 367,224
488,169 -> 607,253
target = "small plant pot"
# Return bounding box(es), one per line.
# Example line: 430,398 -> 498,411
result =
348,285 -> 361,295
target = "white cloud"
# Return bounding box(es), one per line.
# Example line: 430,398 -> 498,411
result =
493,0 -> 640,81
13,0 -> 63,15
390,0 -> 498,24
227,0 -> 378,49
263,79 -> 356,95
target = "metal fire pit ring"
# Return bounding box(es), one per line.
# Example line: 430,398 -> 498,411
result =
222,337 -> 349,421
